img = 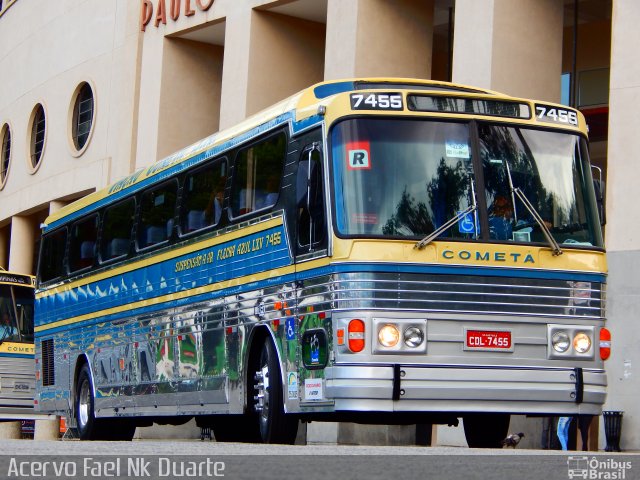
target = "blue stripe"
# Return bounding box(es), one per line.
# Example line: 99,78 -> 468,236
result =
327,262 -> 607,283
36,224 -> 292,328
314,81 -> 355,99
37,256 -> 605,336
0,353 -> 34,359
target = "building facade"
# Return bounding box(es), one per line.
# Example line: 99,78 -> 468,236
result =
1,0 -> 637,449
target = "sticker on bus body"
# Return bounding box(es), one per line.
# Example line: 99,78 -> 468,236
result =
346,141 -> 371,170
287,372 -> 299,400
304,378 -> 324,400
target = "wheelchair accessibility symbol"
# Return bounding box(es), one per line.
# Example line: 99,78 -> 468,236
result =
286,318 -> 296,340
458,211 -> 477,234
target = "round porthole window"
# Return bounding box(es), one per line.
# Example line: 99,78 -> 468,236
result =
28,103 -> 46,172
70,82 -> 95,153
0,123 -> 11,189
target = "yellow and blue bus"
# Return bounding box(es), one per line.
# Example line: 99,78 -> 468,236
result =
0,267 -> 36,419
35,78 -> 608,446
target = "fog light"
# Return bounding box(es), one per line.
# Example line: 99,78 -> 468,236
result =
378,324 -> 400,347
573,332 -> 592,354
552,331 -> 570,353
404,326 -> 424,348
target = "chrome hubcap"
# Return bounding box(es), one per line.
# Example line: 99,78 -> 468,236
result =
78,379 -> 90,428
254,363 -> 270,429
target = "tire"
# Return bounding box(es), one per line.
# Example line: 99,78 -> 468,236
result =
252,336 -> 298,444
463,413 -> 510,448
75,364 -> 135,441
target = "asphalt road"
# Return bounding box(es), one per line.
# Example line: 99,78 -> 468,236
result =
0,440 -> 638,480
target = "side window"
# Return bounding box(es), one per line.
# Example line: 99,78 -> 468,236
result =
231,133 -> 286,217
181,160 -> 227,235
39,229 -> 67,283
297,145 -> 326,251
138,180 -> 178,249
69,215 -> 98,272
101,198 -> 135,261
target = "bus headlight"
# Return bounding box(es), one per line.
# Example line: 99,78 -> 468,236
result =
548,325 -> 595,359
573,332 -> 592,354
404,326 -> 424,348
378,324 -> 400,347
552,331 -> 570,353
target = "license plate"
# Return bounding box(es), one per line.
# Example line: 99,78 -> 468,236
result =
465,329 -> 512,351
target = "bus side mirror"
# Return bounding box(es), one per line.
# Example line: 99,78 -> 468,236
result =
592,166 -> 606,226
297,159 -> 312,210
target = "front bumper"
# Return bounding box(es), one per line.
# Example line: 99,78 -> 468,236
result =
325,364 -> 606,415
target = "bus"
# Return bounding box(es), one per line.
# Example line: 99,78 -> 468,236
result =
35,78 -> 608,446
0,267 -> 36,419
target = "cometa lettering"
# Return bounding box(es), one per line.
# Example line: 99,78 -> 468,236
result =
442,250 -> 535,264
140,0 -> 215,32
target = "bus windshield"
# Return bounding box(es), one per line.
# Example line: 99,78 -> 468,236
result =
0,284 -> 35,342
331,118 -> 602,248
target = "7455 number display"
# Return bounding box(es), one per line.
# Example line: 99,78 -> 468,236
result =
351,93 -> 403,111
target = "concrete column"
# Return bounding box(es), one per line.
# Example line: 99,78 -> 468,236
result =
34,418 -> 60,440
219,9 -> 252,130
602,0 -> 640,452
245,10 -> 325,116
0,226 -> 8,268
452,0 -> 563,102
157,38 -> 223,159
324,0 -> 434,80
8,216 -> 34,274
0,421 -> 22,439
49,201 -> 67,214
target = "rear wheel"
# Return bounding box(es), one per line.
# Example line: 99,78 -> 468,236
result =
253,336 -> 298,444
463,413 -> 510,448
75,364 -> 135,441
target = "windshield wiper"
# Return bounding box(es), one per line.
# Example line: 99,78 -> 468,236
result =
415,204 -> 476,250
512,187 -> 563,256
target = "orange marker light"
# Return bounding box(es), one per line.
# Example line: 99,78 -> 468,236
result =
348,319 -> 365,352
599,327 -> 611,360
337,328 -> 345,346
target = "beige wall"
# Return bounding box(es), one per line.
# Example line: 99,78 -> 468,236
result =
325,0 -> 434,80
453,0 -> 563,102
0,0 -> 141,275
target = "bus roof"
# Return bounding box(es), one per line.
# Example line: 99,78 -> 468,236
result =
42,77 -> 584,232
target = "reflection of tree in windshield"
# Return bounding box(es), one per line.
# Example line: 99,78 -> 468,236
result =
428,159 -> 468,228
382,188 -> 433,235
481,125 -> 552,219
383,158 -> 467,236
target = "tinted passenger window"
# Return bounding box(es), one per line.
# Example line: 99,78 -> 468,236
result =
69,215 -> 98,272
138,180 -> 177,249
181,160 -> 227,234
39,229 -> 67,282
101,198 -> 135,260
231,133 -> 286,217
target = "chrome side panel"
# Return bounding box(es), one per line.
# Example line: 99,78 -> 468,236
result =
36,267 -> 607,420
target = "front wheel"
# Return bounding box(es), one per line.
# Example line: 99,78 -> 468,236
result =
253,337 -> 298,444
463,413 -> 510,448
75,364 -> 135,441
